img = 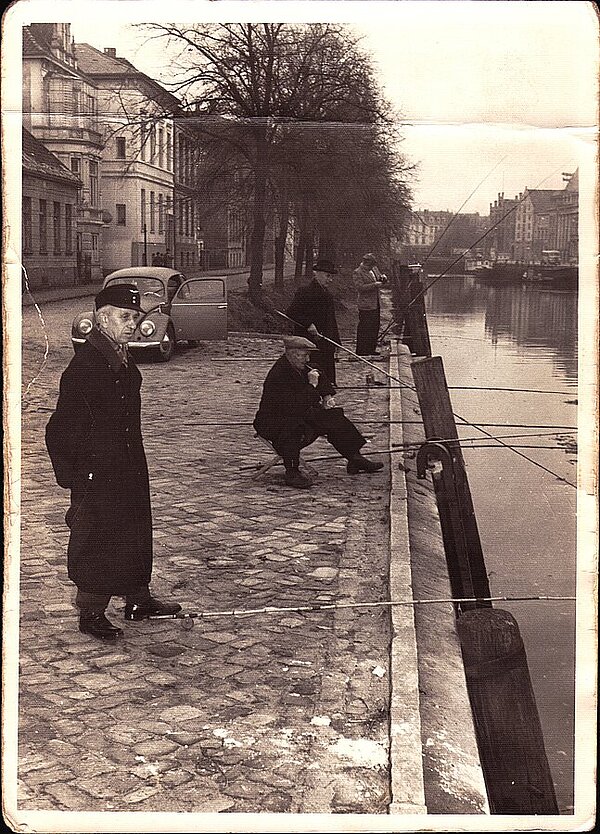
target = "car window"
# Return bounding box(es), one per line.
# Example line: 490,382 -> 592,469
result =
177,279 -> 225,302
105,276 -> 165,297
166,277 -> 180,300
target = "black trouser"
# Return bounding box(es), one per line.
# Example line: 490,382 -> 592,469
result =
310,344 -> 337,387
356,308 -> 380,355
271,408 -> 365,470
76,585 -> 152,615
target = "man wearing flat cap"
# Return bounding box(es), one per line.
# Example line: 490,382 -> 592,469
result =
253,335 -> 383,488
353,253 -> 387,357
45,284 -> 181,641
285,258 -> 341,385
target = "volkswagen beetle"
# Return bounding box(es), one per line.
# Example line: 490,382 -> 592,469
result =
71,267 -> 228,361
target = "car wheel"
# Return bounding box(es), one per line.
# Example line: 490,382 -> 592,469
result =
157,325 -> 176,362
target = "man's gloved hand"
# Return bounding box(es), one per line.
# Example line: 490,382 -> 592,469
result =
323,395 -> 337,409
307,323 -> 320,337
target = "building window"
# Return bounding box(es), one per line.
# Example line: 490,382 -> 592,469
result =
140,114 -> 147,161
158,127 -> 164,169
116,204 -> 126,226
71,157 -> 81,176
53,202 -> 61,254
89,160 -> 99,206
150,126 -> 156,163
39,200 -> 47,254
166,130 -> 172,172
116,137 -> 126,158
158,193 -> 164,234
91,233 -> 99,263
150,191 -> 155,232
65,204 -> 73,254
178,198 -> 183,236
23,197 -> 33,254
141,188 -> 146,231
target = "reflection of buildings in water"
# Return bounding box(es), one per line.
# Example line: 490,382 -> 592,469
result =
483,286 -> 578,382
424,274 -> 485,316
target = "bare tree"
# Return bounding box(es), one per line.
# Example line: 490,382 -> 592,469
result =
141,23 -> 409,297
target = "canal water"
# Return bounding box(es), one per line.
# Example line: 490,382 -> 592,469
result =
423,275 -> 578,813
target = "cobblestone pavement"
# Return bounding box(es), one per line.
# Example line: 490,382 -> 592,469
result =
14,299 -> 395,816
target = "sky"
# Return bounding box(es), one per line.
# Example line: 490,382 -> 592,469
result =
16,0 -> 599,215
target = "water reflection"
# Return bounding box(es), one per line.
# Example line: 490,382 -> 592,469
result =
425,276 -> 578,383
423,274 -> 578,813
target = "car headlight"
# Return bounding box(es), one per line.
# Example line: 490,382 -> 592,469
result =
140,319 -> 156,337
77,318 -> 93,336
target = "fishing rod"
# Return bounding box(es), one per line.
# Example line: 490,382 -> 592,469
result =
407,163 -> 575,310
273,309 -> 412,390
145,593 -> 576,624
419,154 -> 509,270
269,312 -> 577,488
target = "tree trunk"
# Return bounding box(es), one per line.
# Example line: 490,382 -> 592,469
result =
295,228 -> 307,283
248,129 -> 268,298
274,198 -> 289,290
303,225 -> 315,280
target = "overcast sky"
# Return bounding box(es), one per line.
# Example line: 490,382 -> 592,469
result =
24,1 -> 598,214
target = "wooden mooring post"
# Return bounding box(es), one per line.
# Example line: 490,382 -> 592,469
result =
411,355 -> 491,604
411,354 -> 558,814
458,609 -> 559,814
390,262 -> 431,357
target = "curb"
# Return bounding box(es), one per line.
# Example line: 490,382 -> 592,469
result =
388,340 -> 428,814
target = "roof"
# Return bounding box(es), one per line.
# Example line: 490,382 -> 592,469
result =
105,267 -> 182,281
526,189 -> 563,214
74,42 -> 181,110
74,42 -> 140,76
22,128 -> 82,186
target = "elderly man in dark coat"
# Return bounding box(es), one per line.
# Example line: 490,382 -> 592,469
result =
285,258 -> 341,385
253,336 -> 384,488
45,284 -> 181,641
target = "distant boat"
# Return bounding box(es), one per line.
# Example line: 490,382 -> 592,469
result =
523,264 -> 578,290
469,259 -> 527,284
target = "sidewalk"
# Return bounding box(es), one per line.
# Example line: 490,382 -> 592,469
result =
21,264 -> 295,307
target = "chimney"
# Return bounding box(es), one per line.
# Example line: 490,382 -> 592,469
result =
104,47 -> 117,58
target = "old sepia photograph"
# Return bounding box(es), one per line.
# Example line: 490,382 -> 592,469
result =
2,1 -> 598,831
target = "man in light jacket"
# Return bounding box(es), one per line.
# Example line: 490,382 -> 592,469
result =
353,252 -> 386,357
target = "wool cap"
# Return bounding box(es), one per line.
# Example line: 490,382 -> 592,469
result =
283,335 -> 318,350
95,283 -> 142,312
313,258 -> 338,275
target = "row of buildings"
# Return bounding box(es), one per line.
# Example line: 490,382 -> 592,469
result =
398,172 -> 578,266
22,23 -> 253,289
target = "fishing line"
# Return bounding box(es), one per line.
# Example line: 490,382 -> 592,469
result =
272,311 -> 577,486
420,154 -> 509,269
22,265 -> 50,400
406,163 -> 574,309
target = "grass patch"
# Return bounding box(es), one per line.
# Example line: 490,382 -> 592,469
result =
227,272 -> 359,337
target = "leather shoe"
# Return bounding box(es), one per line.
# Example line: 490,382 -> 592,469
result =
79,611 -> 123,640
347,455 -> 384,475
284,469 -> 313,489
124,597 -> 182,621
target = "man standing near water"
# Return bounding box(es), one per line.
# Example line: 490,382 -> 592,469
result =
353,252 -> 387,357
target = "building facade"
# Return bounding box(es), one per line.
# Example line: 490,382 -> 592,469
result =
23,24 -> 104,282
22,127 -> 81,289
74,42 -> 183,274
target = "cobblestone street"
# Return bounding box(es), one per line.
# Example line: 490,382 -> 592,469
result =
16,299 -> 395,815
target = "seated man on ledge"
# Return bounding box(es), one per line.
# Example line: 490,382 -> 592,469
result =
253,335 -> 384,489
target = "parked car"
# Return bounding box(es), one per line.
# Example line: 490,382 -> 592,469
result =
71,267 -> 228,361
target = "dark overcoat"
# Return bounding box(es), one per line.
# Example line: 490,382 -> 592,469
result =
45,329 -> 153,595
253,354 -> 335,442
286,279 -> 340,385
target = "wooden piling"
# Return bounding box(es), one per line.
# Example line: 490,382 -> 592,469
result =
457,608 -> 559,814
411,356 -> 491,603
390,264 -> 431,357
